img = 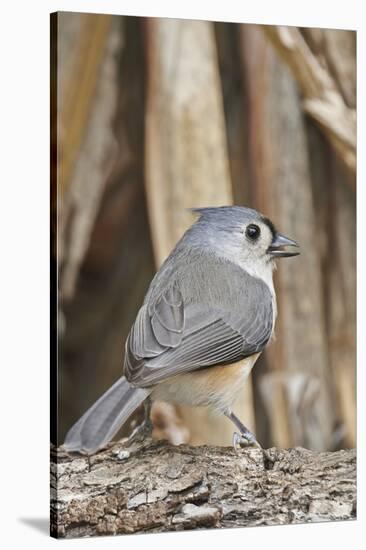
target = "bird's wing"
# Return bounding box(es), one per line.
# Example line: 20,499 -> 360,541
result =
124,267 -> 273,387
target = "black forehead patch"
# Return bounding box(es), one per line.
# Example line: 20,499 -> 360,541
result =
261,216 -> 277,237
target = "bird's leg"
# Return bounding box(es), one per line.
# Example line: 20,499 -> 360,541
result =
141,397 -> 153,434
125,397 -> 153,445
224,409 -> 261,450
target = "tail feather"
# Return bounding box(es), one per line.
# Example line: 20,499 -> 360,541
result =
63,376 -> 150,454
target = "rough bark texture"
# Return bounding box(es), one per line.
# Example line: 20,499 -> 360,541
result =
50,440 -> 356,538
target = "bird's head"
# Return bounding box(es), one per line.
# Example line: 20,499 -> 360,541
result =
189,206 -> 299,278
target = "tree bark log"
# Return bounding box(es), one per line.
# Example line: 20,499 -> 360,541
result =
50,440 -> 356,538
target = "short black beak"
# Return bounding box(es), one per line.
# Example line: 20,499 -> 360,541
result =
267,233 -> 300,258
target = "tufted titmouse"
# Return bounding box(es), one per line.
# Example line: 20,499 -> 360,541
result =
64,206 -> 299,454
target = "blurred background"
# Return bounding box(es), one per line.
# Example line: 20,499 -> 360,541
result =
51,12 -> 356,451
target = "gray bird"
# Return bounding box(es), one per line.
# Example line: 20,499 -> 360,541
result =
63,206 -> 299,454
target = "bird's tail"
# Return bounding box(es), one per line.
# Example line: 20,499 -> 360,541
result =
63,376 -> 151,455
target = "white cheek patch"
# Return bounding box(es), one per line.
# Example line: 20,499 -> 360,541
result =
208,221 -> 277,321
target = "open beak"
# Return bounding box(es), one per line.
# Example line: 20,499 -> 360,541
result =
267,233 -> 300,258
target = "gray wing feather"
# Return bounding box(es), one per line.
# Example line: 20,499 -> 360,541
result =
129,283 -> 184,358
152,285 -> 184,337
130,305 -> 165,357
125,259 -> 273,387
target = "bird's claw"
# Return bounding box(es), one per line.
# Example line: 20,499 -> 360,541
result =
123,418 -> 153,447
232,431 -> 262,451
232,431 -> 275,467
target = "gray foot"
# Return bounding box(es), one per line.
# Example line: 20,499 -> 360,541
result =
232,430 -> 261,451
126,418 -> 153,444
225,409 -> 262,451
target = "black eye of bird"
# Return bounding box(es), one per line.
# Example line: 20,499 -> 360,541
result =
245,224 -> 261,241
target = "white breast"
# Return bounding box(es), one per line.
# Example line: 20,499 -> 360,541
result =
150,353 -> 261,413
